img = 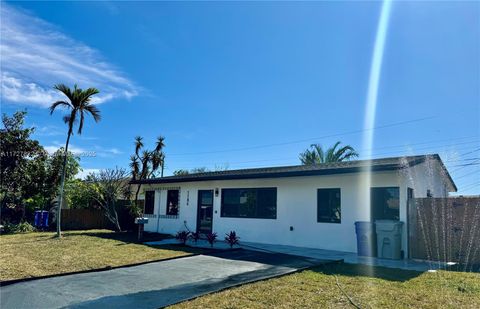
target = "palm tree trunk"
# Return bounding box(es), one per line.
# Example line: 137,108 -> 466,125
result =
56,129 -> 72,237
134,183 -> 143,215
134,184 -> 143,240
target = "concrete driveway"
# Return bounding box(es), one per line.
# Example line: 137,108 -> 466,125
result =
0,249 -> 336,309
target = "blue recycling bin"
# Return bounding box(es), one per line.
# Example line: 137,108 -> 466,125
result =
34,210 -> 49,228
355,221 -> 377,257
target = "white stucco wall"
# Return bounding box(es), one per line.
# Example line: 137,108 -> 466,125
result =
401,159 -> 453,198
141,171 -> 419,253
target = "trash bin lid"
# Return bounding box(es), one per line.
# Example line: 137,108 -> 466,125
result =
375,220 -> 403,232
354,221 -> 375,232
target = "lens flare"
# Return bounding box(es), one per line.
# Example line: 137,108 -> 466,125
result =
360,0 -> 393,221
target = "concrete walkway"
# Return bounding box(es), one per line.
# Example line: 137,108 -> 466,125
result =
146,239 -> 454,272
239,242 -> 454,272
0,250 -> 334,309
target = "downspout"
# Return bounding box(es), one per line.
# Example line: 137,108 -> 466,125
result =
156,190 -> 161,233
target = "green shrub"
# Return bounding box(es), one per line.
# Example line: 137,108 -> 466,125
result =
2,221 -> 36,234
15,221 -> 36,233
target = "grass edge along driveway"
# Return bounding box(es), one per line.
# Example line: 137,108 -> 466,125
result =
170,262 -> 480,308
0,229 -> 203,282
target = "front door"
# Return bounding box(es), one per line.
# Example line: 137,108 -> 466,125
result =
197,190 -> 214,234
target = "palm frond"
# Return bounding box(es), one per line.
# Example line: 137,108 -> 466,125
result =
311,144 -> 325,163
82,87 -> 100,100
299,146 -> 321,165
53,84 -> 74,101
155,136 -> 165,153
300,142 -> 358,165
335,145 -> 359,161
129,156 -> 140,179
84,104 -> 101,123
134,136 -> 144,156
49,100 -> 72,115
62,115 -> 71,124
78,111 -> 85,134
151,152 -> 163,171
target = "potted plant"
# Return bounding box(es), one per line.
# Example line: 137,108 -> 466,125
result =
175,231 -> 190,245
225,231 -> 240,248
206,232 -> 217,247
190,231 -> 200,244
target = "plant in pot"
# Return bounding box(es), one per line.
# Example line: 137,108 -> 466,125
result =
225,231 -> 240,248
206,232 -> 217,247
190,231 -> 200,244
175,231 -> 190,245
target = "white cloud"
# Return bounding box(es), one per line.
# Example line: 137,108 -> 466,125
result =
0,4 -> 139,107
32,125 -> 65,137
44,143 -> 90,156
76,168 -> 101,180
44,142 -> 122,158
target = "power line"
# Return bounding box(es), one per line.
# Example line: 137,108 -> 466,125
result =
169,143 -> 480,169
169,141 -> 479,170
367,140 -> 478,158
168,116 -> 437,156
459,148 -> 480,156
459,181 -> 480,192
454,169 -> 480,181
450,159 -> 480,173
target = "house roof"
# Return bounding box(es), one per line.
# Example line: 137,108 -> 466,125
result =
131,154 -> 457,191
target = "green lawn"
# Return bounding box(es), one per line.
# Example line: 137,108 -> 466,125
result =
0,229 -> 202,282
170,263 -> 480,309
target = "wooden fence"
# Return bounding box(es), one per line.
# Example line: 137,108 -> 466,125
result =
408,197 -> 480,267
61,201 -> 135,231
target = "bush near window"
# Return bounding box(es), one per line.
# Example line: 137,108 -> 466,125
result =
175,231 -> 190,245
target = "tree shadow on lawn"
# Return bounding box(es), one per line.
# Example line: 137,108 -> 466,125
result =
311,262 -> 423,282
204,249 -> 424,282
76,230 -> 172,243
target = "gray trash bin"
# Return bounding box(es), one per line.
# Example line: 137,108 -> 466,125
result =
375,220 -> 404,259
355,221 -> 377,257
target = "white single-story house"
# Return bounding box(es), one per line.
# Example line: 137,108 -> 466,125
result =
132,154 -> 456,256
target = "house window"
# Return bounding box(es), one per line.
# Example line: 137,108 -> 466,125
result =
144,191 -> 155,215
221,188 -> 277,219
371,187 -> 399,221
317,188 -> 341,223
166,190 -> 179,216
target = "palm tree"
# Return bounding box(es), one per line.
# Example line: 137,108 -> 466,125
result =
129,136 -> 165,240
130,136 -> 165,212
299,141 -> 359,165
50,84 -> 101,237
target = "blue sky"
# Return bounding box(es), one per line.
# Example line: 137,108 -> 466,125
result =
1,1 -> 479,194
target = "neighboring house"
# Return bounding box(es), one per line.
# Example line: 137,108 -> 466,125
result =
131,154 -> 456,255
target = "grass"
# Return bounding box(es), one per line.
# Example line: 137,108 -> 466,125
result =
0,229 -> 203,282
170,263 -> 480,309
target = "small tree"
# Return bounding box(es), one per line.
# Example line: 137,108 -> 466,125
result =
129,136 -> 165,212
173,165 -> 228,176
1,111 -> 44,221
88,168 -> 130,232
65,179 -> 96,209
173,169 -> 190,176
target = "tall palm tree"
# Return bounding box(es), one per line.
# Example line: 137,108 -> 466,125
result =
299,141 -> 359,165
50,84 -> 101,237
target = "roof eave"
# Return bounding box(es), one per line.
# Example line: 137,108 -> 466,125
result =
130,164 -> 405,185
